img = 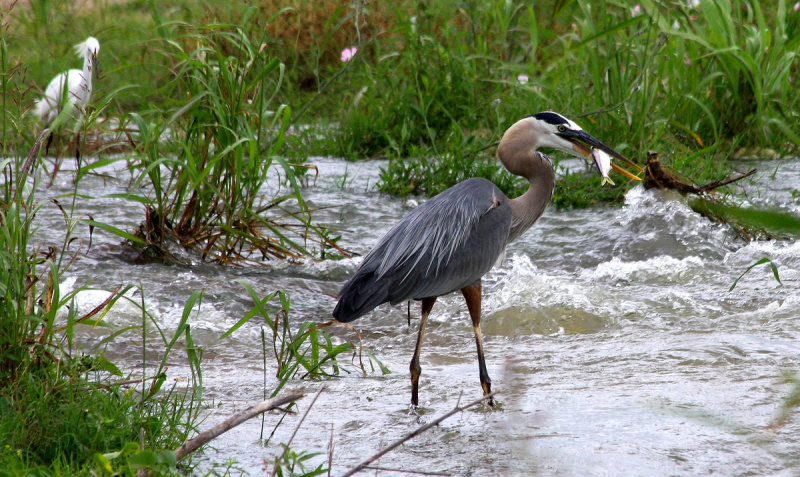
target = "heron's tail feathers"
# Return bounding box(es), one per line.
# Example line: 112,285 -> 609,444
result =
332,267 -> 390,323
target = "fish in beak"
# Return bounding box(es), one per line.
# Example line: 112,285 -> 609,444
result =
558,128 -> 643,183
592,148 -> 615,186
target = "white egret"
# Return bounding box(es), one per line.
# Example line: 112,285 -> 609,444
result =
35,36 -> 100,168
35,36 -> 100,128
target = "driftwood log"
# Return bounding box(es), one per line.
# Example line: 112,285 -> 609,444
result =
175,392 -> 304,461
643,151 -> 756,194
641,151 -> 800,241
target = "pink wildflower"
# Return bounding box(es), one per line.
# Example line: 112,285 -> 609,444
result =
517,74 -> 529,85
631,4 -> 642,17
340,46 -> 357,62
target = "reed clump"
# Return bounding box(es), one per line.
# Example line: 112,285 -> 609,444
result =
3,0 -> 800,473
8,0 -> 799,206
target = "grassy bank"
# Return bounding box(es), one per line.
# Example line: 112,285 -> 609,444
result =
6,0 -> 799,206
2,0 -> 800,473
1,2 -> 368,473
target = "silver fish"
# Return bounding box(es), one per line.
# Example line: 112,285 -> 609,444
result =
592,147 -> 615,186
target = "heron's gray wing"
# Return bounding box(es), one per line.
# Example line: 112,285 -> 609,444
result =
333,178 -> 511,322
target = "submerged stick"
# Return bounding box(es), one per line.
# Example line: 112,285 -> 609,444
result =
339,393 -> 495,477
644,152 -> 756,194
363,466 -> 451,476
175,391 -> 304,461
269,386 -> 325,477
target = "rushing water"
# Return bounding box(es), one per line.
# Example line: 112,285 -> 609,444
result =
34,156 -> 800,475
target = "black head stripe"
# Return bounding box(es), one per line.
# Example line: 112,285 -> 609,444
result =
532,111 -> 569,125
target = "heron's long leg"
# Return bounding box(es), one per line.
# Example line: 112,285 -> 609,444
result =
461,282 -> 493,406
410,296 -> 437,406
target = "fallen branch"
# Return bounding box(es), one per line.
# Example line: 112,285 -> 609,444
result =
269,386 -> 325,477
643,151 -> 756,194
363,466 -> 451,476
339,393 -> 495,477
175,391 -> 304,461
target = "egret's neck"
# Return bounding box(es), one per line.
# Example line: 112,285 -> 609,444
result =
497,143 -> 555,243
82,54 -> 94,88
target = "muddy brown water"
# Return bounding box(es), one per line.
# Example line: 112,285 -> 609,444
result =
32,156 -> 800,475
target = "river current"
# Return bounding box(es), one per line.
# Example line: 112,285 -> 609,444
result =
34,155 -> 800,476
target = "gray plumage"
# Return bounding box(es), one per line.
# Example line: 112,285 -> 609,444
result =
331,112 -> 633,406
333,178 -> 512,321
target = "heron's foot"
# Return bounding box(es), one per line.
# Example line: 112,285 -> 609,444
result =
481,380 -> 494,406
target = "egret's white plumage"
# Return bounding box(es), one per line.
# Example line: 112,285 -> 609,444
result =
34,37 -> 100,127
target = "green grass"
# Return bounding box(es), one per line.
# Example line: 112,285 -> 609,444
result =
3,0 -> 800,472
7,0 -> 799,205
314,0 -> 799,203
0,134 -> 203,473
120,22 -> 332,264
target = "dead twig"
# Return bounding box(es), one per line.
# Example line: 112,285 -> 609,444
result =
644,152 -> 756,194
269,386 -> 325,477
174,391 -> 304,461
339,393 -> 496,477
362,466 -> 451,476
699,168 -> 758,191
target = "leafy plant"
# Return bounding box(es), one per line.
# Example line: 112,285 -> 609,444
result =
222,282 -> 378,398
93,442 -> 180,477
689,197 -> 800,240
667,0 -> 800,148
112,22 -> 342,264
728,257 -> 782,291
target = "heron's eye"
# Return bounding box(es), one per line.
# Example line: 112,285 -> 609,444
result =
557,125 -> 567,132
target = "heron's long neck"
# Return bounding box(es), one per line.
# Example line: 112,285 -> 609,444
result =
499,147 -> 556,243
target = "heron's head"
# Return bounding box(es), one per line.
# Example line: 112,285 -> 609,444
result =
76,37 -> 100,69
524,111 -> 642,182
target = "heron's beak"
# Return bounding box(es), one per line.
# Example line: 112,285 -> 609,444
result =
559,129 -> 643,182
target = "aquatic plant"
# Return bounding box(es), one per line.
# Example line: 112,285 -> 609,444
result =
0,139 -> 202,475
223,282 -> 383,398
728,257 -> 783,291
689,197 -> 800,240
0,37 -> 203,473
117,20 -> 344,264
775,370 -> 800,427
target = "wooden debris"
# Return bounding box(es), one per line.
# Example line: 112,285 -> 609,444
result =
643,151 -> 800,241
643,151 -> 756,194
174,391 -> 304,461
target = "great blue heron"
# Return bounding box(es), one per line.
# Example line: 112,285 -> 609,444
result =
333,112 -> 641,406
35,37 -> 100,159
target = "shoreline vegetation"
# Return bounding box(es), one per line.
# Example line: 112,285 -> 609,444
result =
2,0 -> 799,474
7,0 -> 800,202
